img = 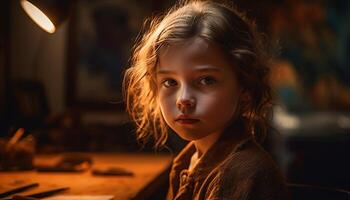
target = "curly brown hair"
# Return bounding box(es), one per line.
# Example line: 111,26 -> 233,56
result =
123,0 -> 273,148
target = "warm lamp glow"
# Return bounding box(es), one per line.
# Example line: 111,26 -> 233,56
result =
20,0 -> 56,33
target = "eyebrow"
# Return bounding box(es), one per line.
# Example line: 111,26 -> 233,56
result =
157,66 -> 222,75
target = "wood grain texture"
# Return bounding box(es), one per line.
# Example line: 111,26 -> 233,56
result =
0,153 -> 173,200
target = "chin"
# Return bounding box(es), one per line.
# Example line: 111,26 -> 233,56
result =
174,130 -> 210,141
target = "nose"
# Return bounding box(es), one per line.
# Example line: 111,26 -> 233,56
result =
176,86 -> 196,113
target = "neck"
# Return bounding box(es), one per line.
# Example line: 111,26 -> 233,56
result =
193,131 -> 222,158
193,123 -> 249,158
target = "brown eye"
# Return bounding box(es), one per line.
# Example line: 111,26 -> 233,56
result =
199,76 -> 217,85
163,79 -> 178,88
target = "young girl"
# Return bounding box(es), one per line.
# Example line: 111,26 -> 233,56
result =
124,1 -> 289,199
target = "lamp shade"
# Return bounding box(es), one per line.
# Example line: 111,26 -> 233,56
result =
20,0 -> 70,33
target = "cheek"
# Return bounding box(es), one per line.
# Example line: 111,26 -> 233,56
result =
158,91 -> 176,120
198,88 -> 240,120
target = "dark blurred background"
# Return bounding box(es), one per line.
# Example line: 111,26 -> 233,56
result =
0,0 -> 349,196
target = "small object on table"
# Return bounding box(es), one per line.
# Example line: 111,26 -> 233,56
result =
6,129 -> 25,149
0,183 -> 39,198
36,154 -> 92,172
1,187 -> 70,200
0,129 -> 35,171
26,187 -> 70,199
11,195 -> 39,200
92,167 -> 134,176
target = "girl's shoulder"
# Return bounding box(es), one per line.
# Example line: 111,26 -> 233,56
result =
203,139 -> 290,199
219,138 -> 283,179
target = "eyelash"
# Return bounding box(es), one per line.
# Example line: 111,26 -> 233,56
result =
162,79 -> 178,88
161,76 -> 217,88
198,76 -> 217,85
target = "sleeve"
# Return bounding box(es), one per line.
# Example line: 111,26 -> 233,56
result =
205,172 -> 255,200
205,164 -> 290,200
246,167 -> 290,200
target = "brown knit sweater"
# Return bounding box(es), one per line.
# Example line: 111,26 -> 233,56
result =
166,130 -> 290,200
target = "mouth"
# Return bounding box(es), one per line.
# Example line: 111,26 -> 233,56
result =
175,115 -> 200,124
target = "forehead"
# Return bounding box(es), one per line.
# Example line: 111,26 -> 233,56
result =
158,37 -> 233,71
162,37 -> 209,57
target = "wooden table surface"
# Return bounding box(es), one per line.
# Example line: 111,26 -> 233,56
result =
0,153 -> 173,200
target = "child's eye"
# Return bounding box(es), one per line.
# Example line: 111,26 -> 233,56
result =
198,76 -> 217,85
162,79 -> 178,88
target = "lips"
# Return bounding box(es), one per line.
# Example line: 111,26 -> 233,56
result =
175,115 -> 200,124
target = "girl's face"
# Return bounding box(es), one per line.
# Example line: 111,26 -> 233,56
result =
156,37 -> 242,141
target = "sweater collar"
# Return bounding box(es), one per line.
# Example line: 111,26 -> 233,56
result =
172,124 -> 252,180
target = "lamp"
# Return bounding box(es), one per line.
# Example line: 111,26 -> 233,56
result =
20,0 -> 70,33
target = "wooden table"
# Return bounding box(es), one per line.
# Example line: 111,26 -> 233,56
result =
0,153 -> 173,200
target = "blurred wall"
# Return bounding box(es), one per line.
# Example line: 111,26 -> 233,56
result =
10,0 -> 67,115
